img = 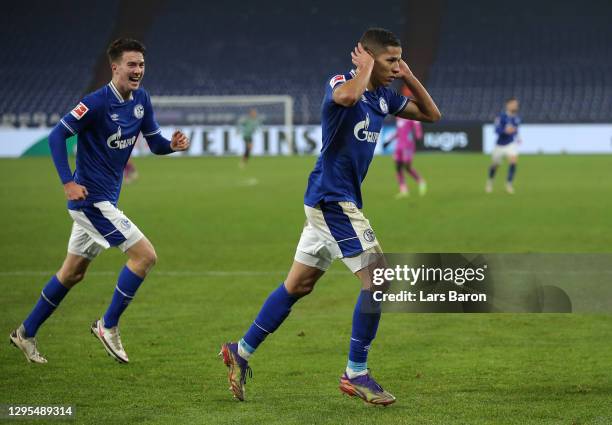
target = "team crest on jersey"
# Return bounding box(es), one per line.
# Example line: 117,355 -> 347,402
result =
329,74 -> 346,89
379,98 -> 388,114
107,126 -> 137,149
133,104 -> 144,119
70,102 -> 89,120
353,113 -> 379,143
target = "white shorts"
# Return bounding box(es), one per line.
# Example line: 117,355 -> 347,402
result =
492,142 -> 519,163
294,201 -> 381,273
67,201 -> 144,260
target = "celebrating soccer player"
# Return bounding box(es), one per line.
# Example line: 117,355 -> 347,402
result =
9,38 -> 190,364
220,28 -> 440,405
486,97 -> 521,194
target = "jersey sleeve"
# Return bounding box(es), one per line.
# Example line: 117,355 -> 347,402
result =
323,73 -> 351,107
494,114 -> 507,135
140,91 -> 161,137
59,94 -> 99,135
385,88 -> 409,116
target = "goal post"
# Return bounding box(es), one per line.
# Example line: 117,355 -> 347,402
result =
150,95 -> 294,148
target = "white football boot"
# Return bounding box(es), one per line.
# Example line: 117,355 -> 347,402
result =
90,318 -> 129,363
9,324 -> 47,364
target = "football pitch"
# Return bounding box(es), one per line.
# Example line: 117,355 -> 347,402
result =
1,154 -> 611,424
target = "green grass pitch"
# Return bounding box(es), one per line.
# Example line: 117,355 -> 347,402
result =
1,154 -> 611,424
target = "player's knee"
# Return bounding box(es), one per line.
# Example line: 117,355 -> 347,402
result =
141,248 -> 157,270
292,284 -> 314,297
287,278 -> 317,297
58,269 -> 86,287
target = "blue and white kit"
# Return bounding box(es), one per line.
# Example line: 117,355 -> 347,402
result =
492,111 -> 521,162
296,71 -> 409,272
50,81 -> 173,259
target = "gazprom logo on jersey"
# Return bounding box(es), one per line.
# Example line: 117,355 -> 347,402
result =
353,113 -> 379,143
107,126 -> 136,149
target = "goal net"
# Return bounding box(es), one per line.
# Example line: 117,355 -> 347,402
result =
150,95 -> 294,145
145,95 -> 296,155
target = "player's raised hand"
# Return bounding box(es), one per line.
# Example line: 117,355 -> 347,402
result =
170,130 -> 190,151
399,59 -> 414,79
64,181 -> 88,201
351,42 -> 374,72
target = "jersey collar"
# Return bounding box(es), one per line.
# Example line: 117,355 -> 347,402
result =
108,81 -> 134,103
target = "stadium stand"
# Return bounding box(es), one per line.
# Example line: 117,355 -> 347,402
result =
1,0 -> 610,125
427,0 -> 612,122
143,0 -> 406,124
0,1 -> 119,127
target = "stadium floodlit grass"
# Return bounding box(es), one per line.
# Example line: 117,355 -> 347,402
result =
1,154 -> 611,425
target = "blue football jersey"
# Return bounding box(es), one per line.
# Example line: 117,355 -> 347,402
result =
494,112 -> 520,146
304,71 -> 409,209
59,82 -> 161,210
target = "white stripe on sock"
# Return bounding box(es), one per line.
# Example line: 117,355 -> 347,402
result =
115,285 -> 134,299
40,291 -> 57,308
253,321 -> 271,334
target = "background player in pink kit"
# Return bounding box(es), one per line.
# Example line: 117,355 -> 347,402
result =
385,116 -> 427,197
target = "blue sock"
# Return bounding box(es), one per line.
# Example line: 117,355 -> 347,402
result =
348,290 -> 381,373
23,275 -> 69,337
103,266 -> 144,328
241,283 -> 298,354
488,165 -> 498,179
507,163 -> 516,182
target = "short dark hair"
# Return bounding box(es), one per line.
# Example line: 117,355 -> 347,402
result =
506,97 -> 519,104
107,38 -> 146,64
359,28 -> 401,54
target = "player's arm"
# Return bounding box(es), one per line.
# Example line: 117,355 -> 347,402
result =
48,124 -> 89,201
332,43 -> 374,107
495,115 -> 516,135
50,98 -> 100,201
395,61 -> 441,123
141,93 -> 190,154
494,115 -> 505,135
145,130 -> 190,154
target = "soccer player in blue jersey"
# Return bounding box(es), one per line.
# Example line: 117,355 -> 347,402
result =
9,38 -> 189,364
486,98 -> 521,194
220,28 -> 440,405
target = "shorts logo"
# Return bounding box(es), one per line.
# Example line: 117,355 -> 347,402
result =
133,104 -> 144,119
110,113 -> 119,121
119,219 -> 131,231
363,229 -> 376,243
379,98 -> 388,114
70,102 -> 89,120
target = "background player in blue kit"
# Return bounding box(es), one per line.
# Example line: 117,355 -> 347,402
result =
220,28 -> 440,405
9,39 -> 190,364
486,97 -> 521,194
